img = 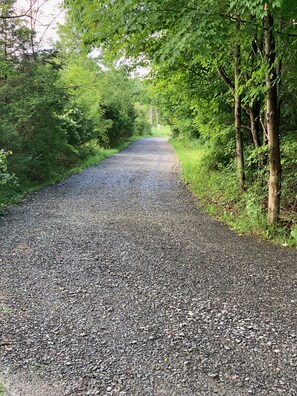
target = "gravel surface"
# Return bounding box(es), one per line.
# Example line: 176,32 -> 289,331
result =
0,137 -> 296,396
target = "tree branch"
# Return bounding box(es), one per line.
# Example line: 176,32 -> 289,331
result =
0,13 -> 32,19
0,0 -> 40,20
240,124 -> 251,131
217,66 -> 234,91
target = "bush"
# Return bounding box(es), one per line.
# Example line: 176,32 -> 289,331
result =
0,149 -> 17,186
281,132 -> 297,211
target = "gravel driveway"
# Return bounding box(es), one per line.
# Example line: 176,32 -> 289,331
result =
0,137 -> 296,396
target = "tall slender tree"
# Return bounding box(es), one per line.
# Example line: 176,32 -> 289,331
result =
264,7 -> 281,225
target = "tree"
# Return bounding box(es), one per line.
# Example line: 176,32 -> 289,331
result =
264,7 -> 281,225
64,0 -> 297,226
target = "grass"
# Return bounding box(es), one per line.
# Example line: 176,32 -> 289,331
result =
0,384 -> 4,396
171,138 -> 297,247
150,125 -> 171,137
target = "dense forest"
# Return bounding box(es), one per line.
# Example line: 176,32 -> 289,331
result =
1,0 -> 297,244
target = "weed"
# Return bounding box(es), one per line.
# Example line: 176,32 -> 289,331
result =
0,304 -> 11,314
290,225 -> 297,246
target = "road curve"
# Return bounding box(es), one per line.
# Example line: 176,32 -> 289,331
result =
0,137 -> 296,395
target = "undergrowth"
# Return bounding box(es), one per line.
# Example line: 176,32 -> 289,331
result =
0,135 -> 146,213
171,138 -> 297,247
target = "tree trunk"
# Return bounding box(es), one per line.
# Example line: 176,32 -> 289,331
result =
276,20 -> 283,132
235,20 -> 245,191
249,104 -> 260,149
29,0 -> 36,58
261,112 -> 268,145
156,108 -> 159,129
264,11 -> 281,226
149,105 -> 153,125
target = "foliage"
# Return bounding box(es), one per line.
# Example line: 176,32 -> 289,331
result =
0,56 -> 77,181
64,0 -> 296,231
0,1 -> 151,209
1,0 -> 296,243
0,149 -> 17,186
291,226 -> 297,245
172,138 -> 296,246
133,103 -> 152,136
281,133 -> 297,211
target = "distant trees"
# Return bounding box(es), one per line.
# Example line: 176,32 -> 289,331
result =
65,0 -> 297,227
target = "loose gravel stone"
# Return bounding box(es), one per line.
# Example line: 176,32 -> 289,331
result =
0,137 -> 296,395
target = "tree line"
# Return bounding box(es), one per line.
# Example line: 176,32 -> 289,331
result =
0,0 -> 150,203
65,0 -> 297,233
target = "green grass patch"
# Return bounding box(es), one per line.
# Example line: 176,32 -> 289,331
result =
0,384 -> 4,396
171,138 -> 296,247
151,125 -> 171,137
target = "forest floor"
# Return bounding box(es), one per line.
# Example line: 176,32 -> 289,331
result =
0,137 -> 296,395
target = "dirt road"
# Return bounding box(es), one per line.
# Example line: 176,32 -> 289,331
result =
0,138 -> 296,395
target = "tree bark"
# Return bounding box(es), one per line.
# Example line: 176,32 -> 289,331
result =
29,0 -> 36,58
149,105 -> 153,125
234,20 -> 245,191
249,106 -> 260,149
156,108 -> 159,129
264,11 -> 281,226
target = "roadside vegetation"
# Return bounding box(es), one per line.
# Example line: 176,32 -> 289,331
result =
64,0 -> 297,246
172,139 -> 297,246
1,1 -> 296,246
0,136 -> 149,212
0,1 -> 152,210
151,126 -> 171,138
